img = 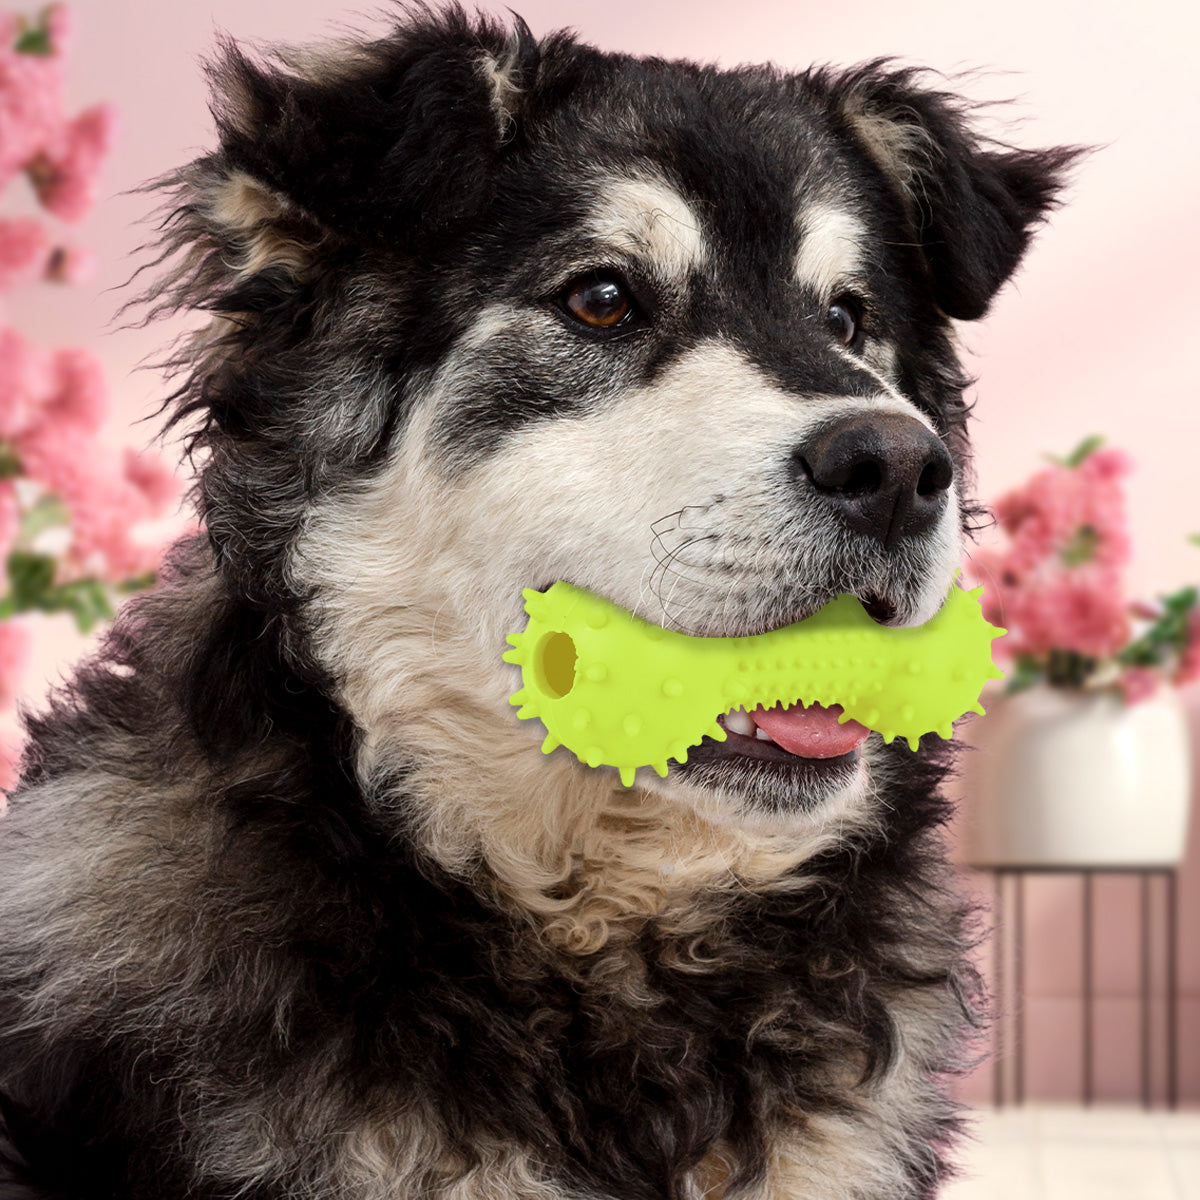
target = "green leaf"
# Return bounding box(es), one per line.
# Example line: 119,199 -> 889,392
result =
14,13 -> 52,56
116,572 -> 157,595
1060,525 -> 1100,568
1047,435 -> 1105,469
1005,656 -> 1044,693
0,442 -> 22,481
1063,435 -> 1106,468
7,550 -> 57,608
1189,533 -> 1200,548
18,492 -> 71,546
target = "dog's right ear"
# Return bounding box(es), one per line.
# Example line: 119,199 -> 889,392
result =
822,64 -> 1084,321
174,9 -> 543,289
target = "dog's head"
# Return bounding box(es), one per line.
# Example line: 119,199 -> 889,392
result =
153,10 -> 1076,888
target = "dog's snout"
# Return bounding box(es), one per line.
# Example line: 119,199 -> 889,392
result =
794,412 -> 953,544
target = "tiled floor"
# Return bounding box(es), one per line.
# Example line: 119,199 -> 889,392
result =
943,1106 -> 1200,1199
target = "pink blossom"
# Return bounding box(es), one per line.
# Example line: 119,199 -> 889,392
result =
0,6 -> 114,223
42,345 -> 108,432
0,12 -> 66,192
1080,446 -> 1134,482
43,241 -> 95,283
0,324 -> 53,438
16,422 -> 175,582
990,450 -> 1131,580
1120,666 -> 1160,706
29,102 -> 118,222
0,217 -> 49,288
998,568 -> 1130,660
45,4 -> 74,55
1174,610 -> 1200,688
0,735 -> 22,802
14,418 -> 91,501
0,480 -> 18,562
0,619 -> 30,710
123,448 -> 179,512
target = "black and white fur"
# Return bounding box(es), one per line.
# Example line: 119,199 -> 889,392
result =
0,10 -> 1077,1199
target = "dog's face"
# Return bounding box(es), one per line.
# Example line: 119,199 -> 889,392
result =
162,14 -> 1074,867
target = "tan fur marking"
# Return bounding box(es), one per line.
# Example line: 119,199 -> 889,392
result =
478,47 -> 525,140
207,170 -> 319,279
843,106 -> 936,218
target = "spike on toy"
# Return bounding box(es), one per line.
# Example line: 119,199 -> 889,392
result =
506,581 -> 1004,785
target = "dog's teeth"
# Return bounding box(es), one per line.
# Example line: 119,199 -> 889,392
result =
723,706 -> 755,737
754,727 -> 775,743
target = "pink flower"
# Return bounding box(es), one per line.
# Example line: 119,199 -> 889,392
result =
1081,446 -> 1134,482
0,13 -> 67,192
16,421 -> 174,582
0,480 -> 18,562
0,217 -> 50,288
42,345 -> 108,432
1120,666 -> 1160,706
0,619 -> 31,710
0,7 -> 115,223
29,102 -> 118,222
0,324 -> 54,439
123,448 -> 179,513
1175,610 -> 1200,688
0,734 -> 23,803
998,568 -> 1130,660
43,241 -> 96,283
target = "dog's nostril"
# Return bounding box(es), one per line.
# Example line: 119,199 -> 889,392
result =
841,459 -> 883,496
917,456 -> 953,497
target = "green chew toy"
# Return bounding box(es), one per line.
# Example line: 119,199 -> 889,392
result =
503,582 -> 1005,786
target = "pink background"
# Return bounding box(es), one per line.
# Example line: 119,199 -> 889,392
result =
8,0 -> 1200,1104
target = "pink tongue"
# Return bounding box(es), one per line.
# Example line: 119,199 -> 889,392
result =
750,701 -> 870,759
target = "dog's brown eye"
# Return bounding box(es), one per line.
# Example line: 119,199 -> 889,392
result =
563,273 -> 633,328
826,296 -> 863,346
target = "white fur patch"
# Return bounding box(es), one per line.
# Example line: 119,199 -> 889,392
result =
794,205 -> 867,297
587,174 -> 707,280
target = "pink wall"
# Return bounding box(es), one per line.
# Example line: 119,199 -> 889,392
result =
9,0 -> 1200,1102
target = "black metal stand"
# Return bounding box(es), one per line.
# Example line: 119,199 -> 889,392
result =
985,866 -> 1179,1109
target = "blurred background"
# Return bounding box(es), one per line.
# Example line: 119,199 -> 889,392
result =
3,0 -> 1198,1195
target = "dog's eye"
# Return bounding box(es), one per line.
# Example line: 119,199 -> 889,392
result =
562,273 -> 635,329
826,296 -> 863,347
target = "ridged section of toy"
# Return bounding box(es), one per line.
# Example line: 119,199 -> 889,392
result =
503,581 -> 1005,786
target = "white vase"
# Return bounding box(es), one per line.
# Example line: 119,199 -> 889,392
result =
962,685 -> 1193,867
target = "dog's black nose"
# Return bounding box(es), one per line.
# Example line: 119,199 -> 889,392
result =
794,412 -> 954,544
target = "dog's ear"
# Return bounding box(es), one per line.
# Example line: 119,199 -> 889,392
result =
192,9 -> 541,271
825,65 -> 1084,320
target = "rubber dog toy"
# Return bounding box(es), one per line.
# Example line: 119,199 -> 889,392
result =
504,582 -> 1004,786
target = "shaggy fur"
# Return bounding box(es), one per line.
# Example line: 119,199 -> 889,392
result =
0,9 -> 1079,1199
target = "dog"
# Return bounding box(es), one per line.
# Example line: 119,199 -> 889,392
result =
0,8 -> 1078,1199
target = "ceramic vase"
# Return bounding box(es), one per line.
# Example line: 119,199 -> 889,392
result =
963,685 -> 1193,867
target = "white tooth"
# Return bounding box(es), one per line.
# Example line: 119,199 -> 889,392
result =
724,706 -> 755,737
754,726 -> 776,742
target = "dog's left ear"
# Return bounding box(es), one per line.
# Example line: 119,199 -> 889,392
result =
207,10 -> 543,251
825,66 -> 1085,320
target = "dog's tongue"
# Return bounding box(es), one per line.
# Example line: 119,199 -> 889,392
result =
751,700 -> 870,759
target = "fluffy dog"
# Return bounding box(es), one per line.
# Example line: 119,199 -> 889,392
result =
0,9 -> 1077,1199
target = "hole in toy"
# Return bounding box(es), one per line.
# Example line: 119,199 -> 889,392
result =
534,631 -> 576,699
